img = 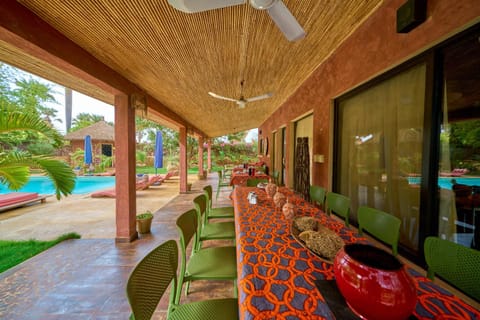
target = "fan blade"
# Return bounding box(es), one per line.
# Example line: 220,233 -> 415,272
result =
267,1 -> 305,41
168,0 -> 246,13
208,92 -> 240,103
245,93 -> 273,102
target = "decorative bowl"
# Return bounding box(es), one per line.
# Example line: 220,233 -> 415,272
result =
333,243 -> 417,320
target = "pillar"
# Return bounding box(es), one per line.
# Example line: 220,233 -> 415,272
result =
198,136 -> 204,177
207,139 -> 212,172
114,93 -> 137,242
179,126 -> 188,193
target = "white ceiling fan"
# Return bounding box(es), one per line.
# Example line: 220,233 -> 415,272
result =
208,80 -> 273,108
167,0 -> 306,42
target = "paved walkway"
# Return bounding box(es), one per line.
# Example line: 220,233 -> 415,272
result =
0,175 -> 196,240
0,174 -> 235,319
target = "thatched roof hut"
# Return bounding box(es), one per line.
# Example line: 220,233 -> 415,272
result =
64,121 -> 114,141
64,121 -> 115,164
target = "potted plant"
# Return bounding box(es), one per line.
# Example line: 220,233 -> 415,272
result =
136,211 -> 153,234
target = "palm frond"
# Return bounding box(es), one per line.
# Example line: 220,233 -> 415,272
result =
0,104 -> 63,146
0,151 -> 75,199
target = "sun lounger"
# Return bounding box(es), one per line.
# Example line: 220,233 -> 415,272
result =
440,168 -> 469,177
94,170 -> 115,176
0,192 -> 48,212
90,172 -> 175,198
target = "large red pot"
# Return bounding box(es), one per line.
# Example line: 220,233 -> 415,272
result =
333,243 -> 417,320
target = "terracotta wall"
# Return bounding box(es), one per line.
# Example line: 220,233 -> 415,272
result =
69,140 -> 114,165
259,0 -> 480,189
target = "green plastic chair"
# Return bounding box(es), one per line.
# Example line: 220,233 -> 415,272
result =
216,170 -> 231,200
203,185 -> 234,220
193,194 -> 236,250
309,185 -> 326,210
326,192 -> 351,226
246,178 -> 269,187
176,209 -> 237,296
270,170 -> 280,185
126,239 -> 239,320
357,206 -> 401,256
424,236 -> 480,301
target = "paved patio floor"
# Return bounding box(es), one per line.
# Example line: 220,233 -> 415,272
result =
0,174 -> 235,319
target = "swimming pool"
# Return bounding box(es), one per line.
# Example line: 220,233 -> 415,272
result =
408,176 -> 480,189
0,176 -> 116,195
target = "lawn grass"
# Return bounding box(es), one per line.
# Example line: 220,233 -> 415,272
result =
0,232 -> 81,273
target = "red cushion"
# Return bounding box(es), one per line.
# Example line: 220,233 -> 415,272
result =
0,192 -> 39,206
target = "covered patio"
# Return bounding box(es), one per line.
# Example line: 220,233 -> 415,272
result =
1,0 -> 479,317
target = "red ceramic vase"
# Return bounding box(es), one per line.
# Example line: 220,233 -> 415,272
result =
333,243 -> 417,320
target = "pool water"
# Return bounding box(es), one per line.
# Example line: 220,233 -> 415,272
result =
408,176 -> 480,189
0,176 -> 116,195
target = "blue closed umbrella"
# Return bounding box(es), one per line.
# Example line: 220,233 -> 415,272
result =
154,131 -> 163,175
84,135 -> 93,165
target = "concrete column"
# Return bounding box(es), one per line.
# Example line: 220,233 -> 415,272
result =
198,136 -> 204,177
114,94 -> 137,242
207,139 -> 212,172
179,126 -> 188,193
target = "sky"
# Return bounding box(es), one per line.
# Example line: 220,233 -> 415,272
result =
49,90 -> 114,134
13,64 -> 257,141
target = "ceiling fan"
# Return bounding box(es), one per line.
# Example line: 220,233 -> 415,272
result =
208,80 -> 273,108
167,0 -> 306,42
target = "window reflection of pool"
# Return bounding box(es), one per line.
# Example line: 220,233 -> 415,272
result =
0,176 -> 115,195
408,176 -> 480,189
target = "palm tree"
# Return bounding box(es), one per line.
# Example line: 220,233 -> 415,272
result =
0,104 -> 75,199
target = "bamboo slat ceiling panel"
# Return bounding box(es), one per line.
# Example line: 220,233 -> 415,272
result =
15,0 -> 382,137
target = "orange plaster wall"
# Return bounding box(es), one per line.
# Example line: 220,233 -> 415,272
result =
259,0 -> 480,189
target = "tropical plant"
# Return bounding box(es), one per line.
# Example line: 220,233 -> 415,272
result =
0,63 -> 62,151
70,112 -> 110,132
70,148 -> 85,169
0,104 -> 75,199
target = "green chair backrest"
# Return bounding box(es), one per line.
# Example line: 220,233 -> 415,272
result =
326,192 -> 351,226
176,209 -> 200,302
309,185 -> 326,210
217,170 -> 229,186
203,185 -> 214,210
357,206 -> 401,256
271,170 -> 280,185
424,236 -> 480,301
246,178 -> 268,187
126,239 -> 179,320
193,194 -> 208,227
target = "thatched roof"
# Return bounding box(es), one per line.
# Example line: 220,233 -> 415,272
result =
64,121 -> 114,141
1,0 -> 382,137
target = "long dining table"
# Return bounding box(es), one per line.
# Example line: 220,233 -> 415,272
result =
230,172 -> 270,186
232,186 -> 480,320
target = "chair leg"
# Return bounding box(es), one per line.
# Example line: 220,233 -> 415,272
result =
233,279 -> 237,298
216,186 -> 220,200
185,281 -> 191,296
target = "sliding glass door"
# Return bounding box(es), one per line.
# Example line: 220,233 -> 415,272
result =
336,63 -> 426,252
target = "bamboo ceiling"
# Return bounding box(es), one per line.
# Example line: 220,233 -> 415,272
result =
6,0 -> 382,137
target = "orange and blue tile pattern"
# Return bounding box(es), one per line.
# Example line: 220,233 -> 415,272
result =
233,187 -> 480,320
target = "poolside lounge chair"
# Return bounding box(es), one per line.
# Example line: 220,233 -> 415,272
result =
440,168 -> 469,177
94,170 -> 115,176
136,172 -> 174,189
0,192 -> 48,212
91,173 -> 174,198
